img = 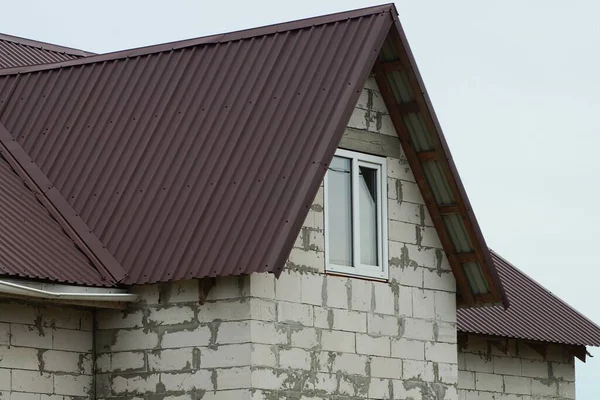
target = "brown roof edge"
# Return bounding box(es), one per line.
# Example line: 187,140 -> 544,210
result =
389,11 -> 508,308
0,33 -> 94,57
0,4 -> 394,77
0,121 -> 126,285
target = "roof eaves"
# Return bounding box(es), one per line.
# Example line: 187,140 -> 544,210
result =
0,4 -> 395,77
0,32 -> 93,58
0,121 -> 126,285
372,7 -> 507,307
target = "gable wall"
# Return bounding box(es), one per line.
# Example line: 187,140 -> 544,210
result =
0,299 -> 93,398
458,334 -> 575,400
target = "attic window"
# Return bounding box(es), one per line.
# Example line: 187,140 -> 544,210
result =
324,149 -> 388,280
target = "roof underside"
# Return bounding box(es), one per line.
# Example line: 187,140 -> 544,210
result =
0,33 -> 90,69
458,251 -> 600,347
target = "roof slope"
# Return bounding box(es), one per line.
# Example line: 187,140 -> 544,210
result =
0,151 -> 104,286
458,251 -> 600,347
0,5 -> 393,284
0,33 -> 91,69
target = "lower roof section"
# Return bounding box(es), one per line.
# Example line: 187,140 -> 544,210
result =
458,251 -> 600,347
0,154 -> 106,286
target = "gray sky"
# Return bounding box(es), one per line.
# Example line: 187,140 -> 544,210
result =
4,0 -> 599,397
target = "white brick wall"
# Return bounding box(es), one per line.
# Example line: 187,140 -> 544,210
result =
458,334 -> 576,400
0,299 -> 93,398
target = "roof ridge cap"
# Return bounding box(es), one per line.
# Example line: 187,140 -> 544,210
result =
0,4 -> 394,77
0,32 -> 93,57
0,121 -> 126,285
490,249 -> 600,331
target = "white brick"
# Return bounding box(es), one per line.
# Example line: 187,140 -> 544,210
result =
275,270 -> 302,302
403,318 -> 434,341
148,348 -> 193,371
278,302 -> 313,326
521,359 -> 548,378
0,368 -> 10,391
0,323 -> 8,345
250,298 -> 276,321
391,338 -> 424,360
356,334 -> 390,357
425,342 -> 456,363
532,378 -> 557,396
163,279 -> 200,303
54,374 -> 92,397
96,351 -> 145,372
250,273 -> 275,299
42,350 -> 82,373
250,321 -> 287,345
417,226 -> 442,248
291,327 -> 319,349
96,309 -> 144,329
434,290 -> 457,322
280,348 -> 311,370
458,370 -> 475,390
387,156 -> 415,182
436,321 -> 457,343
464,353 -> 493,373
0,345 -> 41,370
325,276 -> 349,309
559,381 -> 575,398
321,330 -> 355,353
388,199 -> 421,225
494,356 -> 521,375
11,394 -> 42,400
10,324 -> 52,349
424,269 -> 455,292
251,368 -> 287,390
367,314 -> 399,336
371,357 -> 402,379
161,370 -> 213,391
300,273 -> 323,306
217,321 -> 251,344
374,284 -> 395,315
112,373 -> 159,394
475,372 -> 503,392
412,288 -> 435,320
148,306 -> 195,325
208,276 -> 244,301
251,344 -> 277,367
197,300 -> 249,322
161,325 -> 211,348
332,353 -> 368,375
202,344 -> 251,368
53,328 -> 92,352
397,180 -> 424,204
332,309 -> 366,333
350,279 -> 372,312
389,220 -> 418,245
397,285 -> 413,317
552,362 -> 575,381
403,359 -> 434,381
109,329 -> 158,351
11,370 -> 53,393
217,366 -> 251,390
313,307 -> 330,329
368,377 -> 391,399
504,376 -> 531,395
0,302 -> 38,324
288,248 -> 324,270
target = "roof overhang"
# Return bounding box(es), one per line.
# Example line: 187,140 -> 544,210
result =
373,9 -> 507,307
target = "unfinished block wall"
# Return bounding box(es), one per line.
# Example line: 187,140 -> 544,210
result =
246,75 -> 458,399
458,335 -> 575,400
0,299 -> 94,399
92,76 -> 458,400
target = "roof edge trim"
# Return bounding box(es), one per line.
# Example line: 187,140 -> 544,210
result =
0,32 -> 93,57
0,122 -> 126,284
0,4 -> 395,77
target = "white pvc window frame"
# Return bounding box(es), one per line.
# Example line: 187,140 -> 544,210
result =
324,148 -> 388,281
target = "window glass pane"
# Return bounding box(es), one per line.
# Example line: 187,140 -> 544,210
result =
328,156 -> 353,266
359,166 -> 378,265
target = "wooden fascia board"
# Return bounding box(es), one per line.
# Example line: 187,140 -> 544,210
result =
382,14 -> 508,307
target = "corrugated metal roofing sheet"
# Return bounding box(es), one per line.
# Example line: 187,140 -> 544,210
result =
458,251 -> 600,347
0,33 -> 90,69
0,5 -> 393,284
0,152 -> 104,285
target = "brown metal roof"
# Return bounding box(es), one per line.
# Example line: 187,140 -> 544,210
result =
458,251 -> 600,347
0,33 -> 91,69
0,150 -> 105,286
0,5 -> 394,285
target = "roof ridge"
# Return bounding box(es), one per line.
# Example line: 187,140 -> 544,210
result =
0,4 -> 395,77
490,249 -> 600,332
0,121 -> 126,285
0,32 -> 93,58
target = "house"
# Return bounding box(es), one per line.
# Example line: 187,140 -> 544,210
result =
0,4 -> 598,399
